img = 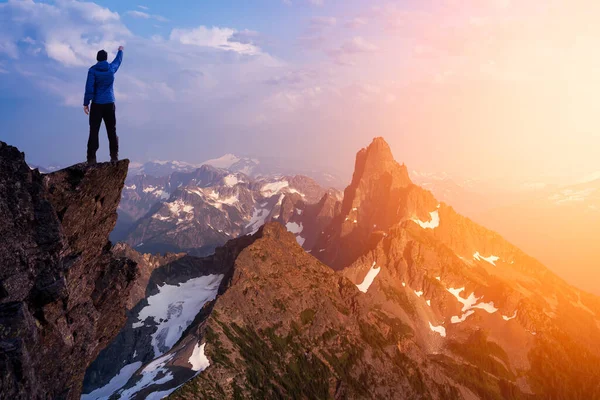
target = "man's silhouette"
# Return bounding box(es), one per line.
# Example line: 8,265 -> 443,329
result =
83,46 -> 124,164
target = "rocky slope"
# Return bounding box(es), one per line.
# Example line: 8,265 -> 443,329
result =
0,142 -> 138,399
275,191 -> 341,251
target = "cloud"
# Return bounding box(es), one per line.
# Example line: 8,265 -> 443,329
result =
127,10 -> 150,18
0,0 -> 130,66
310,16 -> 337,28
169,26 -> 261,55
308,0 -> 324,6
346,18 -> 367,29
138,5 -> 149,10
126,10 -> 168,22
340,37 -> 378,53
327,36 -> 378,65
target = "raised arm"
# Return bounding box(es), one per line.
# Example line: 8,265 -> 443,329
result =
83,68 -> 95,107
110,47 -> 124,73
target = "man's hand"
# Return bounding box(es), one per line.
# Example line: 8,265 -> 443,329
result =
118,46 -> 124,51
84,105 -> 89,115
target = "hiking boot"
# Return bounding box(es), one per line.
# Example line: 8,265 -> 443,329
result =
87,157 -> 97,166
110,155 -> 119,163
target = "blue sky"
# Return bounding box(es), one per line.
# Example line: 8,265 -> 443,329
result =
1,0 -> 598,183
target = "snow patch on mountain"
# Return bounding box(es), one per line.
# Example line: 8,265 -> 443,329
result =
356,262 -> 381,293
451,310 -> 475,324
429,322 -> 446,337
447,287 -> 480,312
81,362 -> 143,400
247,205 -> 270,234
412,210 -> 440,230
285,222 -> 306,246
473,252 -> 500,266
286,222 -> 303,234
189,343 -> 210,372
502,310 -> 518,321
201,154 -> 241,169
223,175 -> 240,187
118,353 -> 175,399
448,287 -> 499,322
261,181 -> 289,196
207,190 -> 239,208
132,274 -> 224,358
167,200 -> 194,216
472,301 -> 498,313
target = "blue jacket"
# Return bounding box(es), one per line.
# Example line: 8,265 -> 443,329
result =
83,50 -> 123,106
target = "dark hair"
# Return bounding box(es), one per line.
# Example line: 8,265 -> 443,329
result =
96,50 -> 108,62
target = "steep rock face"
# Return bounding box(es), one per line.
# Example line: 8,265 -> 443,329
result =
110,243 -> 186,310
276,192 -> 342,250
0,142 -> 138,400
313,137 -> 436,269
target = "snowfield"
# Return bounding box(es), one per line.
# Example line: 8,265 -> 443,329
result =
132,274 -> 224,357
81,362 -> 142,400
261,181 -> 290,196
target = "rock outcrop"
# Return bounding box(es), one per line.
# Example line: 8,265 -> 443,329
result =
0,142 -> 138,399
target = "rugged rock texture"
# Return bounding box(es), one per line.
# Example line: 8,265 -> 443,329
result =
171,223 -> 463,400
276,191 -> 341,250
111,243 -> 186,310
0,142 -> 138,399
313,137 -> 435,269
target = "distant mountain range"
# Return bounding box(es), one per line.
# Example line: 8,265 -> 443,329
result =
116,165 -> 341,256
127,154 -> 347,189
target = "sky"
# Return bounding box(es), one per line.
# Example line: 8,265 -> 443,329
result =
0,0 -> 599,183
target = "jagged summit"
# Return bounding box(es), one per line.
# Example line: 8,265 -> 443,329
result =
351,137 -> 409,183
314,137 -> 433,269
0,142 -> 137,400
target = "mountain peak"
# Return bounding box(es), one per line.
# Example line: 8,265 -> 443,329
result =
313,137 -> 419,269
350,137 -> 411,196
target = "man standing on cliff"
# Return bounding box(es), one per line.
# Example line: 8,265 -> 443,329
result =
83,46 -> 124,165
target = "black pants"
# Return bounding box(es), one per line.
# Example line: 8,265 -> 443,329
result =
88,102 -> 118,160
